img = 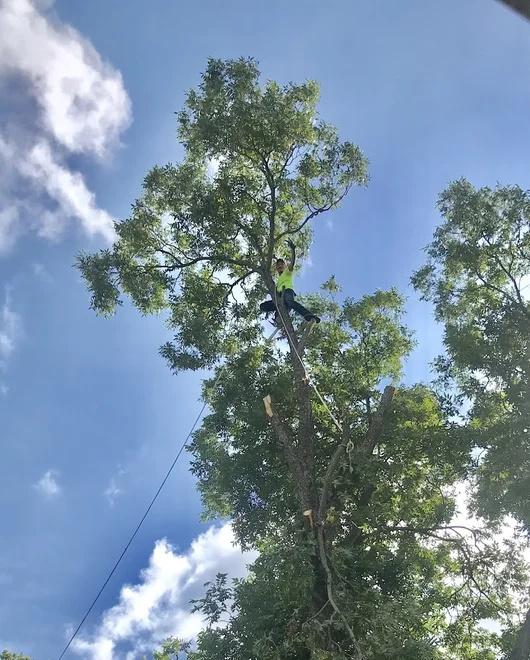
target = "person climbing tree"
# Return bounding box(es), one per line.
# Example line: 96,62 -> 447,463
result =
259,239 -> 321,326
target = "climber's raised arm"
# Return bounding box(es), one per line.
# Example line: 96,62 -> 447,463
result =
286,239 -> 296,271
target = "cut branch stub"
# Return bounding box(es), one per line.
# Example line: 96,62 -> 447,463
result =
263,393 -> 316,515
263,394 -> 273,418
303,509 -> 314,530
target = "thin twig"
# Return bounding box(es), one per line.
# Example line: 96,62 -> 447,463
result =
316,526 -> 363,658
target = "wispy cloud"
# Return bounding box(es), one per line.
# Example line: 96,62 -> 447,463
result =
298,251 -> 313,280
104,479 -> 123,507
32,262 -> 52,282
104,464 -> 127,506
0,288 -> 22,368
0,0 -> 132,253
34,469 -> 62,498
71,524 -> 256,660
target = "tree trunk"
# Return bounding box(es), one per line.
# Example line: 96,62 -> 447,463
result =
508,607 -> 530,660
499,0 -> 530,21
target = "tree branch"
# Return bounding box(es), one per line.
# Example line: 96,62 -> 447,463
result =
373,524 -> 509,614
319,387 -> 395,547
474,270 -> 529,318
318,421 -> 349,524
483,234 -> 530,317
316,525 -> 362,658
298,318 -> 316,355
262,158 -> 277,269
361,385 -> 396,455
263,394 -> 314,513
276,206 -> 329,242
276,187 -> 351,242
365,395 -> 372,424
220,270 -> 255,305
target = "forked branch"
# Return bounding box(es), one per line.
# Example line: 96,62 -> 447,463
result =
316,525 -> 363,658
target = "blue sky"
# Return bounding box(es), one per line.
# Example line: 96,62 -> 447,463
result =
1,0 -> 530,658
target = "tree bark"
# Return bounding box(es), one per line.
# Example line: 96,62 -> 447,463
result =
508,606 -> 530,660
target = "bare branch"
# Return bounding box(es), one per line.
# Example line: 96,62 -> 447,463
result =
316,526 -> 362,658
483,234 -> 530,316
373,524 -> 509,614
317,388 -> 396,547
361,385 -> 396,455
276,206 -> 329,242
318,422 -> 349,524
298,318 -> 317,355
276,186 -> 351,243
262,158 -> 277,269
220,270 -> 255,305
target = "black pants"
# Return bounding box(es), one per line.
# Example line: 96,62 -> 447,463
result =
259,289 -> 312,319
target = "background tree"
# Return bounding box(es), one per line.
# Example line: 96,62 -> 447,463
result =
412,179 -> 530,659
1,652 -> 31,660
79,64 -> 529,658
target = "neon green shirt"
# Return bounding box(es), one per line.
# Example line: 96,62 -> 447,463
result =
276,268 -> 294,292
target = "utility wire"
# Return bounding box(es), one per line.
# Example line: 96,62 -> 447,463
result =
57,324 -> 279,660
56,368 -> 227,660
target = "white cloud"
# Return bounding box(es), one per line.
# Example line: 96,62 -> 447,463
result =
17,140 -> 117,242
0,206 -> 20,254
298,251 -> 313,281
71,524 -> 256,660
104,464 -> 128,505
0,0 -> 130,157
34,469 -> 62,498
0,383 -> 9,396
0,0 -> 131,252
104,479 -> 123,507
32,262 -> 52,282
0,288 -> 22,366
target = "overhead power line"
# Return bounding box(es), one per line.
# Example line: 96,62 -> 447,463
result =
56,323 -> 280,660
56,367 -> 226,660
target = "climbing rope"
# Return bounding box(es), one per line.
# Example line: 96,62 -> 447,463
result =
272,288 -> 344,434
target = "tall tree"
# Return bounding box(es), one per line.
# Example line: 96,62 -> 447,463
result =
412,179 -> 530,659
1,652 -> 31,660
79,64 -> 528,658
184,284 -> 525,659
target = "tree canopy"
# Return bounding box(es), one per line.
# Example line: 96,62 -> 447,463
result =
77,57 -> 368,373
412,179 -> 530,659
77,60 -> 530,659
